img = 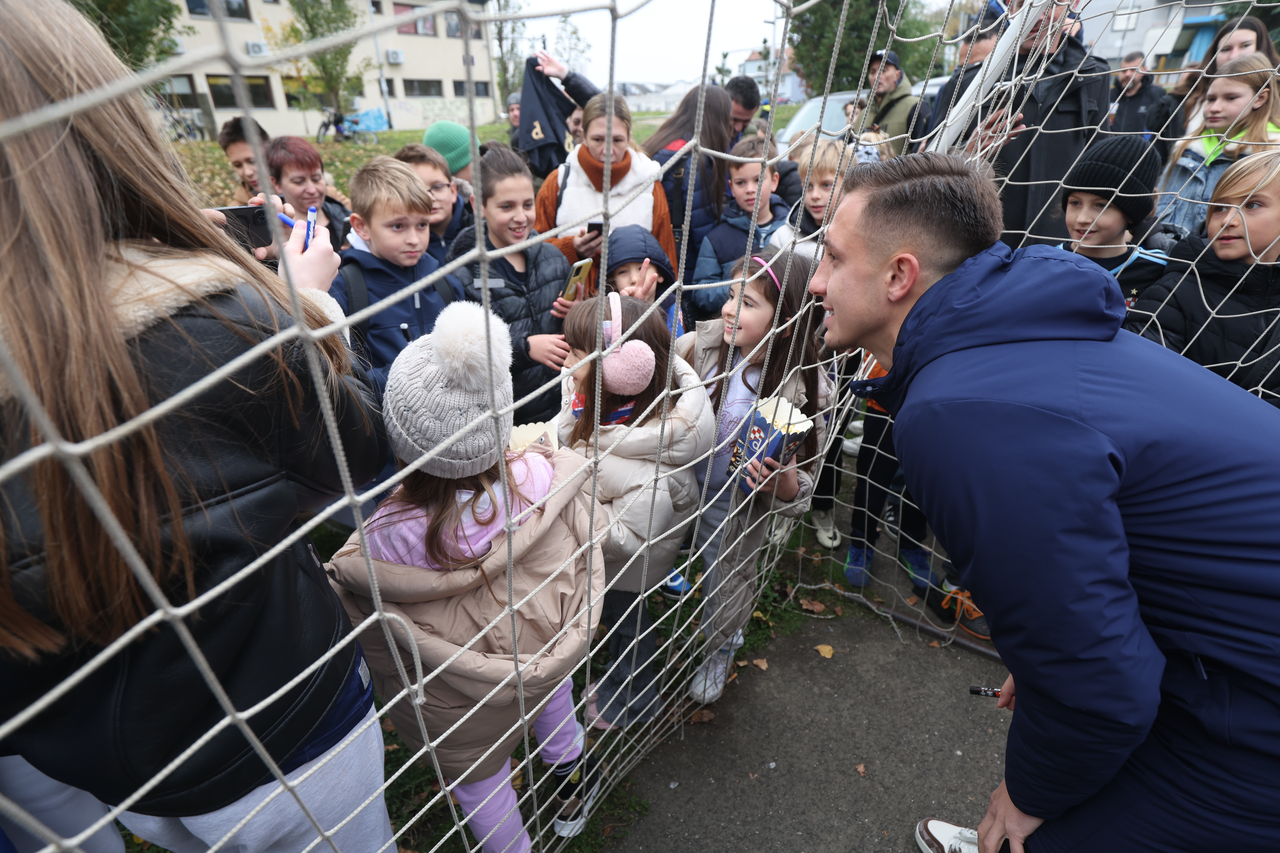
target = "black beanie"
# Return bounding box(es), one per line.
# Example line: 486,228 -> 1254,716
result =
1060,135 -> 1161,227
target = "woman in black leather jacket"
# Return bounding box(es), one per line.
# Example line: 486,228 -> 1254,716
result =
0,2 -> 392,850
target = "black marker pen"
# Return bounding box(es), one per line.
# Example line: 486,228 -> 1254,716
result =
970,686 -> 1002,698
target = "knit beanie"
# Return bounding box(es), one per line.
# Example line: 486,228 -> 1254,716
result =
1061,135 -> 1161,226
382,302 -> 514,478
422,120 -> 474,176
506,91 -> 522,107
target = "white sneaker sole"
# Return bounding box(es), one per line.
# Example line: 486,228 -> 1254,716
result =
552,781 -> 598,838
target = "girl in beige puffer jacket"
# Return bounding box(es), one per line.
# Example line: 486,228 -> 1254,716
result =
327,303 -> 606,853
559,293 -> 715,729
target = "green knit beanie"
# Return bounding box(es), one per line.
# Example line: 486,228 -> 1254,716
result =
422,120 -> 474,175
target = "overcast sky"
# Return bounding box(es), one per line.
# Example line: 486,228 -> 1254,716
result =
515,0 -> 784,86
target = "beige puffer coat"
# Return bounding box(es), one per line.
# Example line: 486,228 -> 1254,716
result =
677,319 -> 832,650
325,445 -> 606,782
556,356 -> 716,593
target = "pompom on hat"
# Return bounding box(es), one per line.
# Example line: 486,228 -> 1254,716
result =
383,302 -> 514,478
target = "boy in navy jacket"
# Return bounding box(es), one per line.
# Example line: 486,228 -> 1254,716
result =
330,156 -> 464,397
689,136 -> 795,321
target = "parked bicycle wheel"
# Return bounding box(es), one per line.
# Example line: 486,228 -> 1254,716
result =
315,121 -> 330,144
352,130 -> 377,145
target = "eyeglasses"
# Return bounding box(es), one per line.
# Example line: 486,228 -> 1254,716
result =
425,182 -> 452,195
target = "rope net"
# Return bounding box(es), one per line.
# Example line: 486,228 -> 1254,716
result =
2,0 -> 1278,850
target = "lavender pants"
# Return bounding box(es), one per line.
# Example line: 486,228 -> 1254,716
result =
452,680 -> 583,853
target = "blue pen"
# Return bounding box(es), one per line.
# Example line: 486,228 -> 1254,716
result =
304,205 -> 317,251
277,212 -> 296,229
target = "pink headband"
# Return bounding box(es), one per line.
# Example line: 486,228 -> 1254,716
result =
751,256 -> 782,292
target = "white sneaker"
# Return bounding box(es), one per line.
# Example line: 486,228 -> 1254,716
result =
842,436 -> 863,456
812,508 -> 841,550
688,652 -> 732,704
767,517 -> 793,546
847,419 -> 865,437
915,818 -> 978,853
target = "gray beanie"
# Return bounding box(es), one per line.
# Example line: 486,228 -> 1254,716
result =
383,301 -> 514,478
506,91 -> 522,107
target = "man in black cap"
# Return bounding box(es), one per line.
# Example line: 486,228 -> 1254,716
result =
866,49 -> 931,156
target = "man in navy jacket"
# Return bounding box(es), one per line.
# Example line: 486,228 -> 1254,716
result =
809,152 -> 1280,853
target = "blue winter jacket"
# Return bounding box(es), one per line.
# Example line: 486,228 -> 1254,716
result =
852,242 -> 1280,822
426,195 -> 474,266
1155,144 -> 1234,238
329,247 -> 464,397
690,195 -> 792,317
653,142 -> 722,271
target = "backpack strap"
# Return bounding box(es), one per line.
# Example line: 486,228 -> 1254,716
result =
433,276 -> 455,307
340,256 -> 370,355
555,160 -> 571,219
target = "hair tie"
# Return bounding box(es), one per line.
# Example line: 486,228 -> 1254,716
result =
751,256 -> 782,292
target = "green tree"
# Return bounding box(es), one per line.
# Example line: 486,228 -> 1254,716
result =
491,0 -> 526,103
285,0 -> 372,110
70,0 -> 191,69
787,0 -> 941,95
715,51 -> 733,85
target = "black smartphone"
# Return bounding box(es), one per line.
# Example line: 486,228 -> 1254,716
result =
217,205 -> 274,251
586,222 -> 604,238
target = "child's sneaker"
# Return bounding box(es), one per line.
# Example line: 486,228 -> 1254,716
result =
915,818 -> 978,853
688,649 -> 733,704
898,547 -> 934,594
812,508 -> 841,550
844,543 -> 873,588
660,570 -> 693,601
767,517 -> 793,546
842,435 -> 863,456
879,500 -> 900,541
936,587 -> 992,641
551,755 -> 600,837
582,682 -> 620,732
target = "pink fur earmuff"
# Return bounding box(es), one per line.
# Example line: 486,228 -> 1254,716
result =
601,292 -> 656,396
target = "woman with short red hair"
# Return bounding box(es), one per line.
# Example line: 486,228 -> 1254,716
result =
266,136 -> 352,252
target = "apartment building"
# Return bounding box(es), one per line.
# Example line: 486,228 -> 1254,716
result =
160,0 -> 497,138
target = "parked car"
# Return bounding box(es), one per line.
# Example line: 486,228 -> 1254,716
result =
776,90 -> 862,147
912,75 -> 953,114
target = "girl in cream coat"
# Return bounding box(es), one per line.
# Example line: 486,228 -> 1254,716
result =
558,293 -> 715,729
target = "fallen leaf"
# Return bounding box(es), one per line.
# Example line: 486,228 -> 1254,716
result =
384,744 -> 400,752
770,629 -> 776,638
834,606 -> 843,616
380,717 -> 396,732
800,598 -> 826,614
603,826 -> 613,836
749,772 -> 759,779
690,708 -> 716,724
906,595 -> 919,606
736,659 -> 749,667
140,844 -> 152,852
412,790 -> 430,804
835,583 -> 847,592
798,546 -> 807,555
814,644 -> 834,658
430,781 -> 442,793
752,658 -> 768,671
786,584 -> 794,596
752,610 -> 766,619
928,640 -> 941,648
856,763 -> 867,777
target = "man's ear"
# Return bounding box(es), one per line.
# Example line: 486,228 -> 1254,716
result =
885,252 -> 922,303
767,168 -> 781,194
349,212 -> 371,241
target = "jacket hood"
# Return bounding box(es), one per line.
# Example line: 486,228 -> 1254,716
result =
340,245 -> 436,280
608,224 -> 675,285
1113,74 -> 1156,99
851,243 -> 1126,415
1168,234 -> 1280,296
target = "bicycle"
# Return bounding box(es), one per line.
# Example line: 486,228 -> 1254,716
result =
316,107 -> 377,145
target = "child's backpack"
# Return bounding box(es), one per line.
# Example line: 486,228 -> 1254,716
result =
339,257 -> 456,356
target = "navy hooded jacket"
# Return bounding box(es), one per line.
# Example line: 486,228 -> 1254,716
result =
329,247 -> 464,396
426,195 -> 474,266
852,242 -> 1280,822
690,195 -> 793,317
607,224 -> 683,335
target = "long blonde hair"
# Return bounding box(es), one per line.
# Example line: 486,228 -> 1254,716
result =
1169,53 -> 1280,168
0,0 -> 349,657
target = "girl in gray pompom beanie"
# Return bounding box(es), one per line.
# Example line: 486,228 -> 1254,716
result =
340,298 -> 605,848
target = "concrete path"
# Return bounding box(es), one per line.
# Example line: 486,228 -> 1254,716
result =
612,608 -> 1011,853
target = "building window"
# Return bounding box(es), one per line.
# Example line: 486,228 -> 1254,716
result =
446,11 -> 479,38
207,75 -> 274,109
1112,14 -> 1138,31
404,79 -> 443,97
451,80 -> 490,97
186,0 -> 250,19
395,3 -> 435,35
370,0 -> 382,11
158,75 -> 197,109
381,77 -> 396,97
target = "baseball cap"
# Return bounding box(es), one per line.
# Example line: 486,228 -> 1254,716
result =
871,49 -> 901,69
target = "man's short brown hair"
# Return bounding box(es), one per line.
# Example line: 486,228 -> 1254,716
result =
349,156 -> 434,220
843,152 -> 1002,275
393,143 -> 451,177
729,136 -> 776,174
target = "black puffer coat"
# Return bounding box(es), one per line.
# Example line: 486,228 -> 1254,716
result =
0,255 -> 388,815
446,226 -> 570,424
1124,235 -> 1280,406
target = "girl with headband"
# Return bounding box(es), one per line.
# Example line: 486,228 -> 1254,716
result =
677,247 -> 831,705
559,293 -> 714,729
